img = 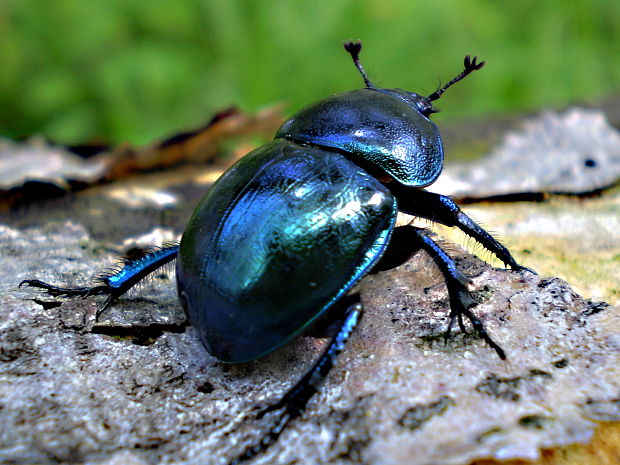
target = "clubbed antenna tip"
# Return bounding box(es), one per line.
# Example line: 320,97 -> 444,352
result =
344,40 -> 374,88
428,55 -> 485,102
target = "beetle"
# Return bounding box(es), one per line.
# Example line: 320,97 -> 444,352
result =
21,41 -> 532,463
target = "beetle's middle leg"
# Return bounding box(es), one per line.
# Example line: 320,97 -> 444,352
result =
375,225 -> 506,360
20,244 -> 179,319
392,187 -> 533,273
230,294 -> 363,465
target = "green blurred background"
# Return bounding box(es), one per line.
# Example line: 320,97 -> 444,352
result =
1,0 -> 619,146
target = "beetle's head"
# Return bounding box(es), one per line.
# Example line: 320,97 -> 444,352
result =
344,40 -> 484,119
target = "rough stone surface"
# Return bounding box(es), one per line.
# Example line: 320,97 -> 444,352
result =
2,219 -> 619,465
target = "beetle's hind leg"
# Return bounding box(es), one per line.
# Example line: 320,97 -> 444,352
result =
20,244 -> 179,319
19,279 -> 115,316
376,225 -> 506,360
229,294 -> 363,465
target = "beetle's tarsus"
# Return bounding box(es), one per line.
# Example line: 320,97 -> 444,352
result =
20,278 -> 117,320
229,407 -> 292,465
232,403 -> 295,464
19,279 -> 109,298
449,311 -> 468,335
95,293 -> 116,321
512,264 -> 537,275
502,255 -> 536,275
450,290 -> 506,360
254,398 -> 288,420
458,313 -> 467,333
460,305 -> 506,360
444,311 -> 468,343
445,289 -> 482,333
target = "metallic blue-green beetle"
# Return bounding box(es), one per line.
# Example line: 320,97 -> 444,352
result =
21,41 -> 531,464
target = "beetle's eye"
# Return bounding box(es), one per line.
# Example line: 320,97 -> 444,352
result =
414,98 -> 438,118
404,94 -> 438,118
422,106 -> 439,118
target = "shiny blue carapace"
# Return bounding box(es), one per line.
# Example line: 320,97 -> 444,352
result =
177,138 -> 397,363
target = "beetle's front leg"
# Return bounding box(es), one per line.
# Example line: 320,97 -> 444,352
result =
375,225 -> 506,359
229,294 -> 363,465
392,187 -> 534,273
412,227 -> 506,359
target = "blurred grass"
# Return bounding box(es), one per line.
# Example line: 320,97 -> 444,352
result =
1,0 -> 619,146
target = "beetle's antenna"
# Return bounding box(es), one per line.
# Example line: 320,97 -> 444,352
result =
344,40 -> 374,89
428,55 -> 484,102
